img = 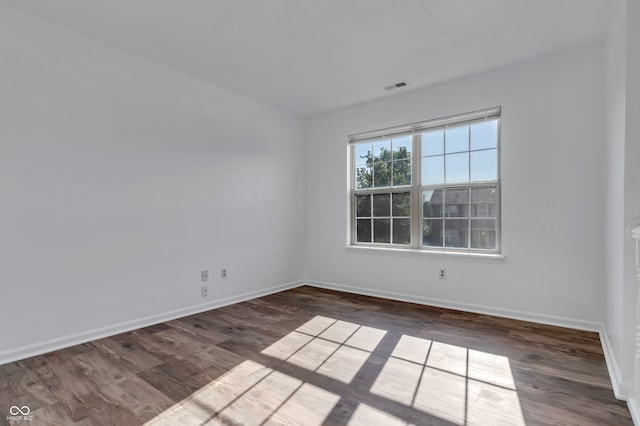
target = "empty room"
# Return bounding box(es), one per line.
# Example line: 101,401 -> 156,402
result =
1,0 -> 639,425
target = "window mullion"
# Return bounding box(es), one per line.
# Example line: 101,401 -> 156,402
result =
350,144 -> 355,244
412,133 -> 421,249
467,187 -> 471,249
466,126 -> 471,249
388,194 -> 393,244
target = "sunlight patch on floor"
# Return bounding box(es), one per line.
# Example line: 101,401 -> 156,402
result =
391,334 -> 432,364
264,382 -> 341,425
317,345 -> 371,383
288,337 -> 340,371
260,331 -> 313,361
147,359 -> 339,425
428,341 -> 468,376
371,334 -> 525,426
348,403 -> 415,426
468,348 -> 516,389
466,379 -> 524,426
145,316 -> 525,425
413,366 -> 467,424
370,356 -> 423,405
261,315 -> 387,384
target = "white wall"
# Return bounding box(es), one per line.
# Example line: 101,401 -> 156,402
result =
0,1 -> 624,390
603,1 -> 640,413
604,0 -> 628,396
623,0 -> 640,411
0,5 -> 305,362
304,44 -> 606,329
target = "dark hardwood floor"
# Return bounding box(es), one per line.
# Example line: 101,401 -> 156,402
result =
0,286 -> 632,425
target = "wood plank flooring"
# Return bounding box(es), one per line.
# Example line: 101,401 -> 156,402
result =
0,286 -> 632,425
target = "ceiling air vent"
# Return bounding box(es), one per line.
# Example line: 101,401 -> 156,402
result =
384,81 -> 408,91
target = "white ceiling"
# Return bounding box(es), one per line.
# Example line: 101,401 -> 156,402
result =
1,0 -> 611,116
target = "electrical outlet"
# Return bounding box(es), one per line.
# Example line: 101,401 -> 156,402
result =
439,269 -> 446,280
201,285 -> 208,297
201,270 -> 208,282
220,268 -> 228,279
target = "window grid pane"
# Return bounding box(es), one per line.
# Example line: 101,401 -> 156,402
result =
445,125 -> 469,153
421,156 -> 444,186
421,187 -> 491,249
356,165 -> 372,189
356,194 -> 371,217
445,188 -> 470,218
393,218 -> 411,244
392,159 -> 411,186
373,193 -> 390,217
373,161 -> 392,187
392,136 -> 412,160
471,219 -> 496,249
423,189 -> 444,218
444,219 -> 469,248
353,191 -> 411,246
392,192 -> 411,216
356,219 -> 372,243
471,186 -> 497,218
470,121 -> 497,151
470,149 -> 497,182
445,152 -> 469,183
422,130 -> 444,156
373,219 -> 391,243
423,219 -> 443,247
356,139 -> 413,189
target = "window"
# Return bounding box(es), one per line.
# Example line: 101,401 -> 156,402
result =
349,107 -> 501,254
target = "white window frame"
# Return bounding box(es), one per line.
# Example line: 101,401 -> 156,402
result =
348,107 -> 502,256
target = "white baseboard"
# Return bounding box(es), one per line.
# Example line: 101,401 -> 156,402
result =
628,397 -> 640,426
303,280 -> 601,332
0,280 -> 303,366
599,325 -> 627,402
599,327 -> 637,423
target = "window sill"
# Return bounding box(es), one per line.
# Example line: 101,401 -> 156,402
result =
345,245 -> 505,263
